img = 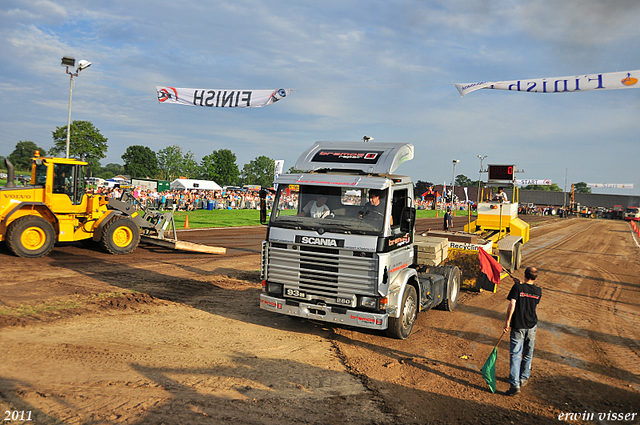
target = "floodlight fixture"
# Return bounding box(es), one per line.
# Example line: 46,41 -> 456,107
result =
77,60 -> 91,71
61,56 -> 76,67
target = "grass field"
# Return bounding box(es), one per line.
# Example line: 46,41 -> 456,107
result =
171,208 -> 476,229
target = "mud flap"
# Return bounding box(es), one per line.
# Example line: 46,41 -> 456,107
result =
497,235 -> 523,274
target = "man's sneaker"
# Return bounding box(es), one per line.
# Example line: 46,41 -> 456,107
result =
505,386 -> 520,396
520,379 -> 529,388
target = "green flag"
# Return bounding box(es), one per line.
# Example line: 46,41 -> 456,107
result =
481,347 -> 498,393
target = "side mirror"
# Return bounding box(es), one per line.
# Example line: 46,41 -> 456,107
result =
400,207 -> 416,233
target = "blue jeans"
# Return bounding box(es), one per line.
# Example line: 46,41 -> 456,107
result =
509,325 -> 537,388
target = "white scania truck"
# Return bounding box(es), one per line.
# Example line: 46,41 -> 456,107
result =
259,142 -> 460,339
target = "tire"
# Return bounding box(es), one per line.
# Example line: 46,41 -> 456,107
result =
100,215 -> 140,255
514,242 -> 523,270
6,216 -> 56,258
386,285 -> 417,340
439,265 -> 460,311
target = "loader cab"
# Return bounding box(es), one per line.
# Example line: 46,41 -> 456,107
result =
32,154 -> 89,210
51,162 -> 86,205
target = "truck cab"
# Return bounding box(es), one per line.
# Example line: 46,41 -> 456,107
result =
260,142 -> 459,339
624,206 -> 640,221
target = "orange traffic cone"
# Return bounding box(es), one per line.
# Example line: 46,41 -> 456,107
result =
436,211 -> 439,218
184,214 -> 190,229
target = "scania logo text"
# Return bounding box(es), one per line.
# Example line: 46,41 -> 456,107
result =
300,237 -> 337,247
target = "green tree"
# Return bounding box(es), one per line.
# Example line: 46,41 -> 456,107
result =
98,163 -> 125,179
200,149 -> 240,186
50,121 -> 108,171
122,145 -> 159,178
522,183 -> 563,192
454,174 -> 474,187
240,155 -> 275,187
157,145 -> 183,180
181,150 -> 199,179
573,182 -> 592,194
7,141 -> 47,171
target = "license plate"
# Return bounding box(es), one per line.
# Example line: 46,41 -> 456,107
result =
285,288 -> 306,299
336,297 -> 353,306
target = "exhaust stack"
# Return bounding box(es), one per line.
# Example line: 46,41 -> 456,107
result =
4,159 -> 16,188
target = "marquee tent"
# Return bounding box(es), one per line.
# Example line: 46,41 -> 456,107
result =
170,178 -> 222,191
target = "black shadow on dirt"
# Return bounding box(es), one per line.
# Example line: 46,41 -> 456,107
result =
0,377 -> 69,425
431,325 -> 639,385
124,352 -> 565,425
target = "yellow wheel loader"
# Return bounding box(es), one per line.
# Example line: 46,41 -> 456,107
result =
0,152 -> 224,258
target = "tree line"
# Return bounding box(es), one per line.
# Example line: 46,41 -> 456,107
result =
1,119 -> 591,193
2,120 -> 275,188
415,175 -> 591,194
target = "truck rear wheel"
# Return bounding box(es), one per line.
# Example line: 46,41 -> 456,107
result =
100,215 -> 140,255
6,216 -> 56,258
439,265 -> 460,311
386,285 -> 417,340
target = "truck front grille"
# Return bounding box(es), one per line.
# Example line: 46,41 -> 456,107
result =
265,243 -> 378,297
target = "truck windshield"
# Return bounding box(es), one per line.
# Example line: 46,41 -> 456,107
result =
270,184 -> 388,234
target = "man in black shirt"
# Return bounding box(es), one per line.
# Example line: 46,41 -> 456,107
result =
444,207 -> 453,231
504,266 -> 542,395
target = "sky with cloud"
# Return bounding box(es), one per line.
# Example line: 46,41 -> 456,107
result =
1,0 -> 639,195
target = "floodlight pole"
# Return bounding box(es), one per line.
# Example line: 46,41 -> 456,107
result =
62,57 -> 90,159
451,159 -> 459,207
477,155 -> 487,203
65,69 -> 76,159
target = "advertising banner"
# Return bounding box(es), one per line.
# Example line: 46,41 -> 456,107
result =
455,70 -> 639,97
586,183 -> 634,189
515,179 -> 552,186
157,87 -> 293,107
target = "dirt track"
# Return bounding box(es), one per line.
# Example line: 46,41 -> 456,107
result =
0,216 -> 639,424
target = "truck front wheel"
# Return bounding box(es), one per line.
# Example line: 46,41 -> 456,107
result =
6,216 -> 56,258
100,215 -> 140,255
386,285 -> 417,340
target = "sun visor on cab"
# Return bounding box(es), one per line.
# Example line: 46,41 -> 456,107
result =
294,141 -> 414,175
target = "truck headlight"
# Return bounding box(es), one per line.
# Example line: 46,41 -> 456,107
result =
359,296 -> 378,309
267,282 -> 282,295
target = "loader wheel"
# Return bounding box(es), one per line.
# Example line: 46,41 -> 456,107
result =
386,285 -> 417,340
439,265 -> 461,312
100,216 -> 140,255
6,216 -> 56,258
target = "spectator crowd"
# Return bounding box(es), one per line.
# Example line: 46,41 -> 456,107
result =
89,186 -> 272,211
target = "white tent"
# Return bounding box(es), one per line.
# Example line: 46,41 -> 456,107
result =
170,178 -> 222,191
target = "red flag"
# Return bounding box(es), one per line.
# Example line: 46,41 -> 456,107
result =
478,248 -> 502,291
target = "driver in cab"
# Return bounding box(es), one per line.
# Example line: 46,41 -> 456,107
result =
359,189 -> 385,221
493,187 -> 509,203
298,195 -> 331,218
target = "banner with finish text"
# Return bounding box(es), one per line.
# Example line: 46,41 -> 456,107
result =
454,70 -> 639,97
156,87 -> 294,108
